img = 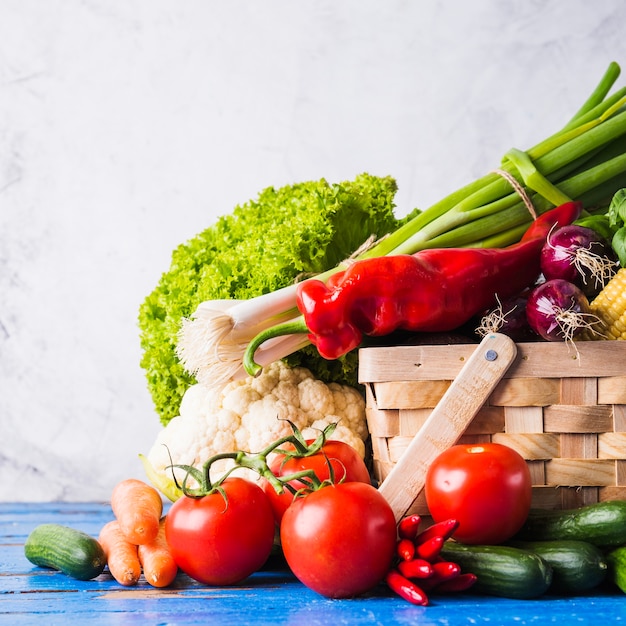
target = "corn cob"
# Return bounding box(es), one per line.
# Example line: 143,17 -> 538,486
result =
587,268 -> 626,340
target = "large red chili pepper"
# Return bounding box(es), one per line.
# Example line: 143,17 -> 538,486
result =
243,202 -> 582,375
296,202 -> 582,360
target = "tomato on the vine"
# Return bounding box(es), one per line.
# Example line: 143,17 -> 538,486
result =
261,439 -> 371,523
424,442 -> 532,545
165,477 -> 275,585
280,481 -> 396,598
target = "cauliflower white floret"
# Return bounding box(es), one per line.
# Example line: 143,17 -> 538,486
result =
221,381 -> 262,416
328,383 -> 370,442
147,388 -> 242,486
298,376 -> 336,417
146,360 -> 369,491
238,394 -> 308,452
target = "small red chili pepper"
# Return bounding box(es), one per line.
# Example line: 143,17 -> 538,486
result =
431,560 -> 461,581
398,558 -> 433,580
432,572 -> 477,593
385,569 -> 429,606
396,538 -> 416,562
398,514 -> 421,541
417,561 -> 461,591
414,519 -> 460,546
295,202 -> 582,360
414,534 -> 444,561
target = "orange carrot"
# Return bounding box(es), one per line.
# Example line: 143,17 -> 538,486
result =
110,478 -> 163,545
137,517 -> 178,588
98,520 -> 141,586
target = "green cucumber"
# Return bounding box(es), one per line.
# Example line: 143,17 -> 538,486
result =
440,542 -> 553,599
509,540 -> 607,594
606,545 -> 626,594
24,523 -> 106,581
513,500 -> 626,547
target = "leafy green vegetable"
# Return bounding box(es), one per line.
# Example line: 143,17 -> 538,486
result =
608,188 -> 626,265
582,188 -> 626,266
574,214 -> 617,241
609,188 -> 626,224
139,173 -> 407,425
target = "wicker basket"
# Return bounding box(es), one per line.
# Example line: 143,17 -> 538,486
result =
359,340 -> 626,514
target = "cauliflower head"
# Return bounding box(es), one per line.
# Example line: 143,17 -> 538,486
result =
146,360 -> 368,488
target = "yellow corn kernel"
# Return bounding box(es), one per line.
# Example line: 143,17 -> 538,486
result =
588,267 -> 626,340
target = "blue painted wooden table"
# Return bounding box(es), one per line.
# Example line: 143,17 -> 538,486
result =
2,502 -> 626,625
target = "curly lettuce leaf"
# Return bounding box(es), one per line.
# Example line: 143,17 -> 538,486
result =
139,173 -> 402,425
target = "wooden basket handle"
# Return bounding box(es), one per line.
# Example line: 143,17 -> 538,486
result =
378,332 -> 518,522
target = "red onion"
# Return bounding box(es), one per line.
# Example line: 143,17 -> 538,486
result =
540,225 -> 617,298
526,279 -> 598,342
477,292 -> 536,342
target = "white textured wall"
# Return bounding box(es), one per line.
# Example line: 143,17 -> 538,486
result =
2,0 -> 626,501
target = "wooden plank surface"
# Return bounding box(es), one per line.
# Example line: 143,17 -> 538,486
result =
2,502 -> 626,624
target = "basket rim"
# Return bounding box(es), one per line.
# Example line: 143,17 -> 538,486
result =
358,340 -> 626,383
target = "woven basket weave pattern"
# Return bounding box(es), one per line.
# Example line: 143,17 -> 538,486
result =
360,342 -> 626,513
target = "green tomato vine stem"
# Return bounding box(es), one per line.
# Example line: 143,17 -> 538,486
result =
168,422 -> 340,499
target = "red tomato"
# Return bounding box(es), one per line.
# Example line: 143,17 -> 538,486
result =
165,477 -> 275,585
280,482 -> 397,598
261,439 -> 371,523
424,443 -> 532,545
